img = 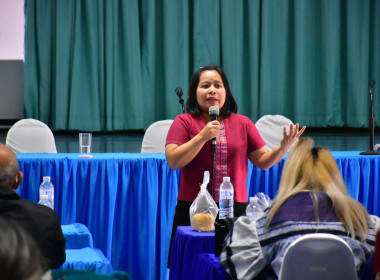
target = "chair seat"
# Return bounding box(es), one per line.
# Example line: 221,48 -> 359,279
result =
61,247 -> 113,274
61,223 -> 94,249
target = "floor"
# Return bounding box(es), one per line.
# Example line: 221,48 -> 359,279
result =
1,128 -> 379,153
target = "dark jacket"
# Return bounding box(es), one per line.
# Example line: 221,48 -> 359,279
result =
0,187 -> 66,271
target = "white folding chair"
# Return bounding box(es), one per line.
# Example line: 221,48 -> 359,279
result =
5,119 -> 57,153
279,233 -> 357,280
255,114 -> 295,151
140,120 -> 173,153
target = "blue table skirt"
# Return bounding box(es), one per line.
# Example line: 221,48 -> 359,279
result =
15,152 -> 380,280
190,253 -> 235,280
169,226 -> 215,280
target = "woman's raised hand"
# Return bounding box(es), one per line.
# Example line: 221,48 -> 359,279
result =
281,123 -> 306,151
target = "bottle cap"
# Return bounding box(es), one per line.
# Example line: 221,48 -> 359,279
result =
43,176 -> 51,182
223,177 -> 230,182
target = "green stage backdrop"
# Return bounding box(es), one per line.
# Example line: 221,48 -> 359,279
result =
24,0 -> 380,132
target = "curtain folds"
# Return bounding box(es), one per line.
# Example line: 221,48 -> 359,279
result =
24,0 -> 380,131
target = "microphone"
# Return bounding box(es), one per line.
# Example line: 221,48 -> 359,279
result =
209,106 -> 219,152
175,87 -> 183,98
369,80 -> 376,96
361,80 -> 380,155
175,87 -> 185,113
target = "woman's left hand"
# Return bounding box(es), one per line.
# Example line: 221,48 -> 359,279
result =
280,123 -> 306,151
249,123 -> 306,170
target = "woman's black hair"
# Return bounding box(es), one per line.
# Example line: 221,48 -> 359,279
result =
185,65 -> 238,117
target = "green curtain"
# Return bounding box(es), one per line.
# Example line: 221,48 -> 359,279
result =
24,0 -> 380,131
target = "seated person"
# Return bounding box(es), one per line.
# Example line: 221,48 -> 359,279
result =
0,217 -> 42,280
376,230 -> 380,279
220,138 -> 380,279
0,143 -> 66,273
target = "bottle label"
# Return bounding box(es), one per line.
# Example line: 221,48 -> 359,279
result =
219,189 -> 234,218
220,190 -> 233,199
220,199 -> 233,209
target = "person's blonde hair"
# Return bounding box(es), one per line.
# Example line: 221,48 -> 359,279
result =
266,138 -> 369,240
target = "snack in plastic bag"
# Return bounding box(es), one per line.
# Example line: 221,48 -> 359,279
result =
192,213 -> 215,232
190,171 -> 219,232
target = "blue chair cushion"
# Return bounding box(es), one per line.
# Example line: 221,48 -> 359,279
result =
61,247 -> 113,274
61,223 -> 94,249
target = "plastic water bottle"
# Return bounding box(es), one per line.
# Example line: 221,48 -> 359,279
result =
219,177 -> 234,219
38,176 -> 54,210
246,197 -> 260,220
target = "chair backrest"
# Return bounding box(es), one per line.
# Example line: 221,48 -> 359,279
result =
255,114 -> 295,151
279,233 -> 357,280
5,119 -> 57,153
141,120 -> 173,153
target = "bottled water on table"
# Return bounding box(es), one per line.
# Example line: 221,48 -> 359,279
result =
246,197 -> 260,221
219,177 -> 234,219
38,176 -> 54,210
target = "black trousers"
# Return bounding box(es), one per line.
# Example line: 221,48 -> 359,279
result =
167,200 -> 247,268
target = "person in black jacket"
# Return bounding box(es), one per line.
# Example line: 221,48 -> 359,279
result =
0,143 -> 66,273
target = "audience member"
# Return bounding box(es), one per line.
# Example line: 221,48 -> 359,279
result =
220,138 -> 380,279
0,143 -> 66,273
0,217 -> 42,280
375,230 -> 380,279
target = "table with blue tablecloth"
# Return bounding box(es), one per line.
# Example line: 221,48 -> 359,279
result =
190,253 -> 234,280
168,226 -> 234,280
246,151 -> 380,216
15,152 -> 380,280
16,153 -> 180,280
169,226 -> 215,280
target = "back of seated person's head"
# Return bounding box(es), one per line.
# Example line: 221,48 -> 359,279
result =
267,137 -> 369,240
0,143 -> 64,272
0,217 -> 42,280
0,143 -> 23,190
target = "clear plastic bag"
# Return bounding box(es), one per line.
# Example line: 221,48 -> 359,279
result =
246,192 -> 271,220
255,192 -> 271,210
190,171 -> 219,232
